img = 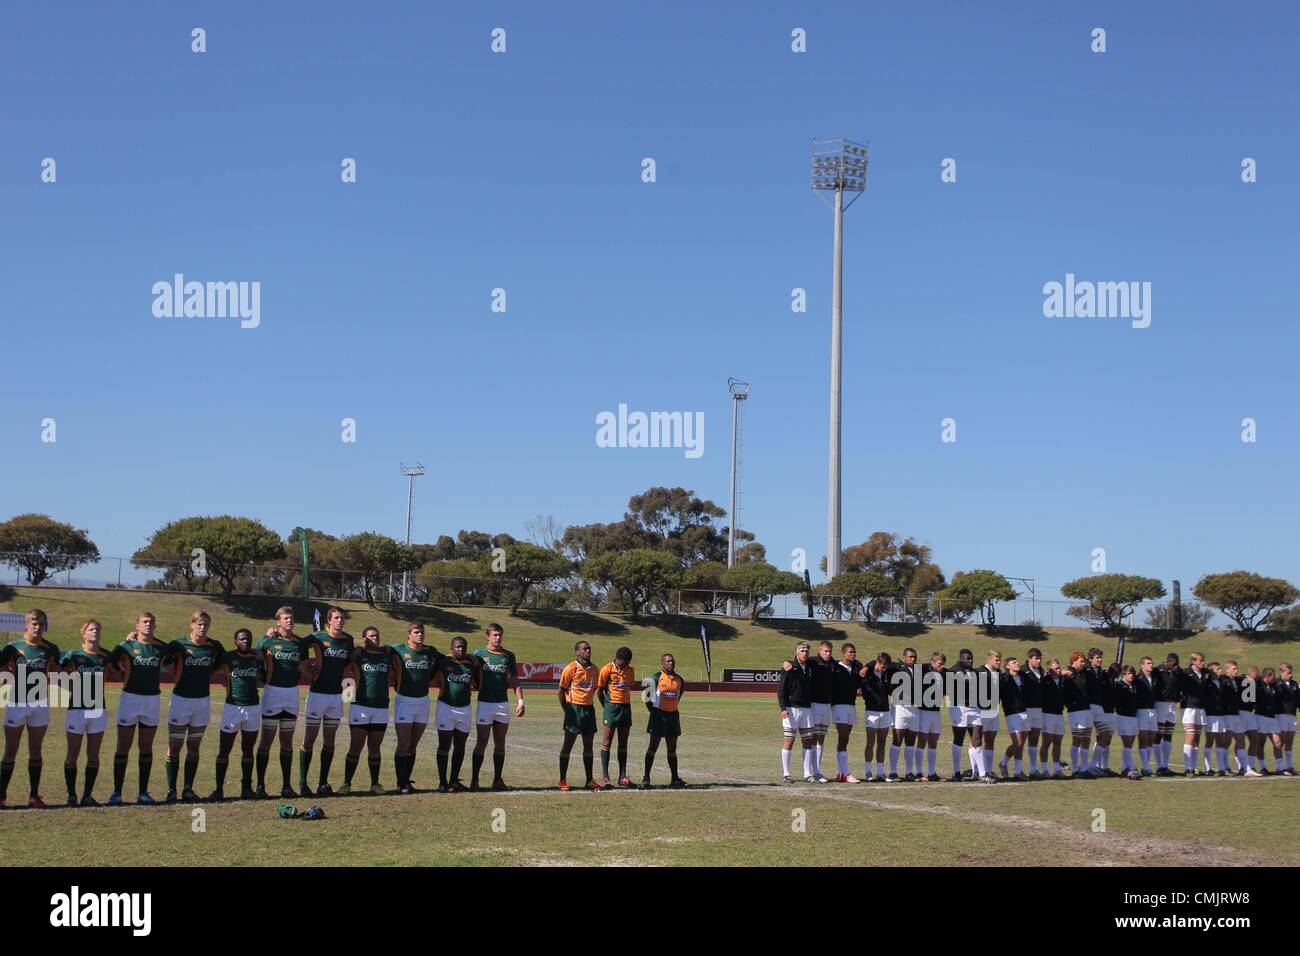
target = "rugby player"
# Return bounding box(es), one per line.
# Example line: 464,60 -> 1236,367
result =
256,607 -> 318,798
888,647 -> 921,782
830,643 -> 862,782
471,623 -> 524,792
1040,659 -> 1067,778
1204,661 -> 1228,775
946,648 -> 977,781
1238,665 -> 1261,775
557,640 -> 599,791
433,636 -> 477,792
1274,663 -> 1297,774
996,656 -> 1028,780
392,623 -> 442,794
1178,652 -> 1210,776
59,619 -> 117,806
0,609 -> 60,808
861,655 -> 891,782
1063,652 -> 1094,779
299,606 -> 353,796
1021,649 -> 1046,777
807,641 -> 835,782
642,653 -> 685,788
339,627 -> 398,795
1222,661 -> 1248,774
1253,667 -> 1280,775
1085,649 -> 1115,776
917,652 -> 944,781
1152,653 -> 1181,775
777,643 -> 816,783
596,646 -> 636,789
210,628 -> 265,801
976,650 -> 1002,783
1135,657 -> 1158,776
164,611 -> 224,803
1114,665 -> 1141,780
108,612 -> 168,805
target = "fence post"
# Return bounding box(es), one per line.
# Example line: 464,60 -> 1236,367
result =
117,558 -> 123,588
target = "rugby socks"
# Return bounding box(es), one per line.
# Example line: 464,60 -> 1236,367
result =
802,747 -> 813,778
1015,757 -> 1024,776
138,753 -> 152,793
255,750 -> 270,788
1028,745 -> 1039,774
780,749 -> 792,776
1121,749 -> 1133,772
559,753 -> 570,782
1216,747 -> 1228,772
999,757 -> 1009,777
836,749 -> 849,776
450,738 -> 466,782
0,760 -> 12,800
215,756 -> 230,790
617,748 -> 627,778
318,747 -> 334,787
343,753 -> 359,785
298,748 -> 313,791
240,756 -> 254,788
889,744 -> 900,775
279,751 -> 293,789
183,756 -> 199,792
1235,747 -> 1247,772
471,750 -> 485,783
436,748 -> 450,787
983,747 -> 995,776
1286,749 -> 1294,771
968,746 -> 981,776
112,753 -> 127,793
84,762 -> 98,797
367,757 -> 381,787
600,746 -> 611,779
1184,743 -> 1196,771
28,759 -> 42,797
814,743 -> 824,776
927,747 -> 937,776
667,752 -> 679,780
951,744 -> 963,774
581,752 -> 593,784
492,751 -> 505,781
1139,746 -> 1150,771
647,751 -> 658,778
165,755 -> 178,794
64,764 -> 77,799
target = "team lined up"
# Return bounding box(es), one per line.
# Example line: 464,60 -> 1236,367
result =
776,641 -> 1300,784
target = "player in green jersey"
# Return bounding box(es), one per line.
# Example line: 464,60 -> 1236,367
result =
59,619 -> 118,806
256,607 -> 319,799
339,626 -> 399,795
108,612 -> 169,806
433,636 -> 479,792
210,628 -> 266,800
164,611 -> 224,803
1,609 -> 61,809
471,623 -> 525,791
392,623 -> 443,794
300,606 -> 354,796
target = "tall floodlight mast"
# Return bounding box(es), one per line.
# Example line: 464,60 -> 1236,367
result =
810,138 -> 868,601
400,463 -> 425,602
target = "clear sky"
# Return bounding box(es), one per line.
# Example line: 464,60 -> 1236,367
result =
2,1 -> 1296,603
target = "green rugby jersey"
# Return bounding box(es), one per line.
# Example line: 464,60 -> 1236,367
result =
113,639 -> 167,696
304,630 -> 354,694
61,646 -> 114,711
219,650 -> 265,706
472,647 -> 516,703
436,656 -> 475,707
258,633 -> 308,688
392,642 -> 443,698
353,646 -> 398,709
167,637 -> 225,698
2,639 -> 61,676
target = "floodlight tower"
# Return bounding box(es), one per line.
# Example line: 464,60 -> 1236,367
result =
810,138 -> 868,592
726,378 -> 749,570
400,463 -> 425,602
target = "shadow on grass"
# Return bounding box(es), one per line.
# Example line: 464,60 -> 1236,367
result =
977,623 -> 1048,642
654,615 -> 740,641
208,594 -> 481,635
0,584 -> 15,604
514,608 -> 629,637
753,618 -> 849,641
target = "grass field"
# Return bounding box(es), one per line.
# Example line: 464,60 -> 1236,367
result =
4,587 -> 1300,867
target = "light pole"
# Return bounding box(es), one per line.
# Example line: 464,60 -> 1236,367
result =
726,378 -> 749,616
400,463 -> 425,602
811,138 -> 867,603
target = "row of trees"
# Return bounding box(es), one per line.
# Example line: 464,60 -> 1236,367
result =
2,508 -> 1298,633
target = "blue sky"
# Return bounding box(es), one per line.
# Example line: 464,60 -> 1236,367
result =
2,1 -> 1296,603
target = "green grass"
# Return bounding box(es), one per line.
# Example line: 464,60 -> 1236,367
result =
4,587 -> 1299,867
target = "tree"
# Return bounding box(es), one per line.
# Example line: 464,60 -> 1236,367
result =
414,557 -> 499,606
934,570 -> 1017,625
133,515 -> 282,596
720,562 -> 804,622
1266,605 -> 1300,634
830,532 -> 945,618
490,542 -> 573,615
1060,574 -> 1166,630
828,570 -> 902,623
680,561 -> 729,613
1143,601 -> 1212,632
1193,571 -> 1299,634
582,549 -> 682,617
331,532 -> 418,606
0,513 -> 100,585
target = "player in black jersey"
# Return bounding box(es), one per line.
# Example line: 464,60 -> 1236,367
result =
1275,663 -> 1297,774
830,644 -> 864,782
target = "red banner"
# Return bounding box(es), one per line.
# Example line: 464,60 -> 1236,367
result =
517,661 -> 564,682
